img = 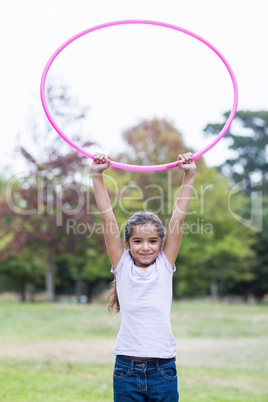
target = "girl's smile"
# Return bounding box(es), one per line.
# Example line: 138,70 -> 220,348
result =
125,224 -> 163,269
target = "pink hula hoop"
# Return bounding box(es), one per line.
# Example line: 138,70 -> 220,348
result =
40,20 -> 238,171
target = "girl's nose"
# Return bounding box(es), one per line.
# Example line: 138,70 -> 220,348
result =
142,242 -> 150,250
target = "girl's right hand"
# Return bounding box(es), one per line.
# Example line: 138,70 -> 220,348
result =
91,153 -> 111,173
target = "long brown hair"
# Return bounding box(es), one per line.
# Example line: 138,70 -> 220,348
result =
107,211 -> 165,313
107,277 -> 120,313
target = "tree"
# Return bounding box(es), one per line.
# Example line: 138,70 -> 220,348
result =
111,118 -> 254,299
0,249 -> 45,301
0,81 -> 109,301
0,149 -> 95,300
204,110 -> 268,193
204,110 -> 268,300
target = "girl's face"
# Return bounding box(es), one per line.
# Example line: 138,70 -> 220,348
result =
125,224 -> 163,269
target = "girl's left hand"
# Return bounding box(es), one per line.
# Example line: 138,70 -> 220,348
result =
177,153 -> 196,172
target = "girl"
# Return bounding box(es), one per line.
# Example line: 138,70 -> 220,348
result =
92,152 -> 196,402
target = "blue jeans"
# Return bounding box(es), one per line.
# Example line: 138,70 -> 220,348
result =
113,355 -> 179,401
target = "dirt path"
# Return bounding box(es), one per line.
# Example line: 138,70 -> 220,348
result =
0,337 -> 267,369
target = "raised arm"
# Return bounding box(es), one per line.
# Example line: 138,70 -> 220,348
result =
164,153 -> 196,267
91,153 -> 123,268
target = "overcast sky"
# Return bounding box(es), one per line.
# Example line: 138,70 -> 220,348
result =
1,0 -> 267,175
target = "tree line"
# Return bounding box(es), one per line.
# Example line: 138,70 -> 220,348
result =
0,85 -> 267,303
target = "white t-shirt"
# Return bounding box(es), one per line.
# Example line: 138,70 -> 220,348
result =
111,249 -> 177,358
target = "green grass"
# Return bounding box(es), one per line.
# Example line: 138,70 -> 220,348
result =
180,366 -> 268,402
0,299 -> 267,339
171,299 -> 268,338
0,359 -> 113,401
0,302 -> 119,339
0,299 -> 267,401
0,360 -> 267,401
